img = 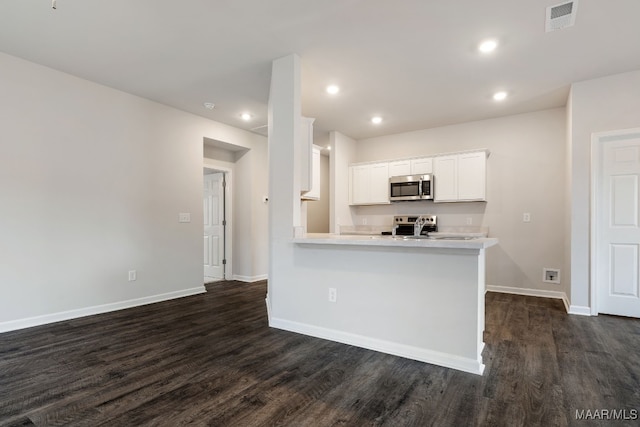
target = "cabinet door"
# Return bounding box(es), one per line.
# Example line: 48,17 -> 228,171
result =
434,155 -> 458,202
388,160 -> 411,177
299,117 -> 315,192
370,163 -> 390,203
351,165 -> 370,205
458,151 -> 486,201
303,146 -> 321,200
411,157 -> 433,175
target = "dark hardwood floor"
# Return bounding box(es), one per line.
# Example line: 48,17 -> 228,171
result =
1,281 -> 639,426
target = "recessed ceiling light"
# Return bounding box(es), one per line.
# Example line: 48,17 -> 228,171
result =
203,102 -> 215,110
371,116 -> 383,124
493,91 -> 508,101
326,85 -> 340,95
241,113 -> 252,121
478,39 -> 498,53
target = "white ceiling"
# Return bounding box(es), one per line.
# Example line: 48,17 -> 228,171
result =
1,1 -> 640,141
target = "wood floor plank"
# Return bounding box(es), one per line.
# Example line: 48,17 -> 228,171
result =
1,284 -> 639,426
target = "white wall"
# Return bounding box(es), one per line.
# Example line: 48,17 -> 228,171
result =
564,92 -> 574,303
203,143 -> 269,282
353,109 -> 567,295
250,145 -> 269,279
330,131 -> 357,233
212,146 -> 268,283
203,144 -> 237,163
567,69 -> 640,311
0,52 -> 266,330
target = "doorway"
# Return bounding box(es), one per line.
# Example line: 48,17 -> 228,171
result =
592,128 -> 640,317
204,167 -> 230,283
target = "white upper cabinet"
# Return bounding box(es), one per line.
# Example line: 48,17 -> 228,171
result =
349,150 -> 486,205
388,160 -> 411,177
370,163 -> 390,203
302,145 -> 321,200
410,157 -> 433,175
434,151 -> 486,202
389,157 -> 433,176
299,116 -> 315,193
434,155 -> 458,202
350,165 -> 370,205
349,162 -> 390,205
457,151 -> 486,201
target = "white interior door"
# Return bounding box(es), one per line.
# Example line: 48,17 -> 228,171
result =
204,172 -> 225,280
596,135 -> 640,317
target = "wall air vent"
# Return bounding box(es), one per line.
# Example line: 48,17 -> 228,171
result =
546,0 -> 578,32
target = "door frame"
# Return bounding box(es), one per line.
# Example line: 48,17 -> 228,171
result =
204,161 -> 233,281
590,127 -> 640,315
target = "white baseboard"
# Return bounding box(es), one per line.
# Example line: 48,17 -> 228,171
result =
486,284 -> 571,313
269,317 -> 485,376
232,274 -> 268,283
265,294 -> 271,322
568,305 -> 592,316
0,286 -> 206,333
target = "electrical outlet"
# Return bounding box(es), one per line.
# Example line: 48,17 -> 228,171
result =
328,287 -> 337,303
128,270 -> 137,281
466,217 -> 473,225
523,213 -> 531,223
543,268 -> 560,284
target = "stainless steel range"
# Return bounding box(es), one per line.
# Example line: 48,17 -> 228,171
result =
383,215 -> 437,236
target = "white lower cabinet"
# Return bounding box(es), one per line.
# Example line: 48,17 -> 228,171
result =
434,151 -> 486,202
349,162 -> 390,205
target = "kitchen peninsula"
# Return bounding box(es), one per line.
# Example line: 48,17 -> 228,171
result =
267,55 -> 497,376
278,233 -> 498,375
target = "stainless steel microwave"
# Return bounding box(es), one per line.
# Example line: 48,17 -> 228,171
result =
389,174 -> 434,201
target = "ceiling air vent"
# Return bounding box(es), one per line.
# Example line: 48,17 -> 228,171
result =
546,0 -> 578,32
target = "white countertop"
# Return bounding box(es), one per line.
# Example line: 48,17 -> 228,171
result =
293,233 -> 498,250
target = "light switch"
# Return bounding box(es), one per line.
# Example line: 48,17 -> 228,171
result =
179,212 -> 191,223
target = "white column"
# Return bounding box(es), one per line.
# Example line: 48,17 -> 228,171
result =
267,54 -> 302,317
